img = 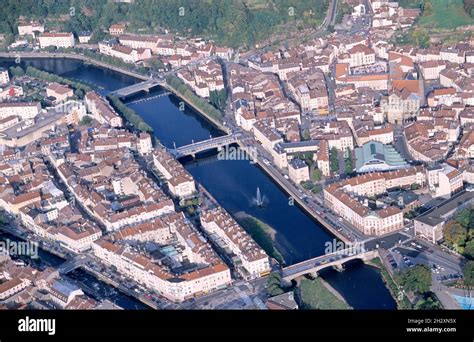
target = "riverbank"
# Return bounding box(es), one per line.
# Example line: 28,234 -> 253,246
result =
1,51 -> 348,245
297,277 -> 352,310
0,52 -> 149,81
234,212 -> 285,265
368,258 -> 412,309
239,142 -> 350,244
0,56 -> 398,309
163,82 -> 230,134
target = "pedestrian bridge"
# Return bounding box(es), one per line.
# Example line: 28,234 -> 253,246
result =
110,78 -> 165,98
281,249 -> 378,282
170,133 -> 242,158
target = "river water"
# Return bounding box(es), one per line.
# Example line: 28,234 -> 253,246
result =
0,58 -> 396,309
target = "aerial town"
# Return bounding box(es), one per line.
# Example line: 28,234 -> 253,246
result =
0,0 -> 473,320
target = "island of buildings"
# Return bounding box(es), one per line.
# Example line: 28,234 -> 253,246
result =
1,0 -> 474,310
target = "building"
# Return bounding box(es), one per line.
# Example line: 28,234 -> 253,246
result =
109,24 -> 126,36
92,212 -> 232,302
84,91 -> 123,127
46,83 -> 73,103
0,85 -> 24,100
426,164 -> 464,198
355,141 -> 408,173
200,207 -> 270,279
0,68 -> 9,85
288,158 -> 310,184
77,31 -> 92,44
153,148 -> 196,198
38,32 -> 75,48
266,291 -> 299,310
48,280 -> 84,308
324,167 -> 425,235
106,45 -> 152,63
346,44 -> 376,68
414,190 -> 474,243
17,21 -> 44,36
0,102 -> 41,120
383,79 -> 421,123
317,140 -> 331,177
137,133 -> 153,155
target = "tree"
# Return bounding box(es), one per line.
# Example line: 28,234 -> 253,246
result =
464,240 -> 474,260
311,168 -> 322,182
8,66 -> 24,77
74,89 -> 85,99
267,272 -> 285,297
344,150 -> 353,174
423,0 -> 433,15
414,296 -> 441,310
457,209 -> 471,228
79,115 -> 93,126
443,222 -> 468,251
463,261 -> 474,287
330,147 -> 339,173
411,28 -> 430,48
398,265 -> 432,294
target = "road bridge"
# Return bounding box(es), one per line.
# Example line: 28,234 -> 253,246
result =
110,78 -> 165,98
170,133 -> 241,158
281,248 -> 378,282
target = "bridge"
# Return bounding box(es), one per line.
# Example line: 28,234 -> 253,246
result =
281,248 -> 378,282
58,255 -> 90,274
126,91 -> 171,105
170,133 -> 241,158
110,78 -> 165,98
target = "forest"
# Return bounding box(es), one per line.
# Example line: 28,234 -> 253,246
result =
0,0 -> 329,48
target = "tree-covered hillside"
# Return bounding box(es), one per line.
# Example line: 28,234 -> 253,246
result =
0,0 -> 329,48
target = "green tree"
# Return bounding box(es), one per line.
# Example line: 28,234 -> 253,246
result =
463,261 -> 474,287
463,240 -> 474,260
414,296 -> 441,310
79,115 -> 93,126
330,147 -> 338,173
411,28 -> 430,48
443,222 -> 468,251
344,149 -> 353,174
398,265 -> 432,294
8,65 -> 24,77
267,272 -> 285,297
423,0 -> 433,15
311,168 -> 322,182
74,89 -> 85,99
457,209 -> 471,228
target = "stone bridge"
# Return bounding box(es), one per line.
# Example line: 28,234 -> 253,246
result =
281,249 -> 379,282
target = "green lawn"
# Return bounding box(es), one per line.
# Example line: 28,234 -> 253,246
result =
298,278 -> 352,310
418,0 -> 474,29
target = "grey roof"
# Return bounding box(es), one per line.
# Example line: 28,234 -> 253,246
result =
51,280 -> 81,297
280,140 -> 320,149
289,158 -> 307,169
415,190 -> 474,227
355,141 -> 407,171
266,291 -> 298,309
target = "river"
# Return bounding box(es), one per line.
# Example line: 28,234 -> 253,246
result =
0,230 -> 147,309
0,57 -> 396,309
